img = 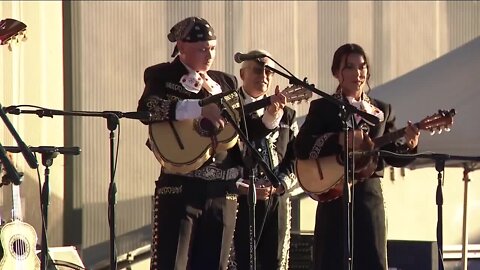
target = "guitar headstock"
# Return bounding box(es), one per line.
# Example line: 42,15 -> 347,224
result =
418,109 -> 456,135
0,18 -> 27,51
281,85 -> 313,104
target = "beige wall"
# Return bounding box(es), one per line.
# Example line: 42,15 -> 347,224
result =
383,166 -> 480,244
1,1 -> 64,246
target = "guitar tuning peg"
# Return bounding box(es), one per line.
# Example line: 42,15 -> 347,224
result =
437,128 -> 442,134
21,31 -> 27,42
429,129 -> 436,135
7,42 -> 12,51
444,127 -> 451,132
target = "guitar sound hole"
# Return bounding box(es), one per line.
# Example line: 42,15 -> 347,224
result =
196,118 -> 221,137
9,236 -> 29,259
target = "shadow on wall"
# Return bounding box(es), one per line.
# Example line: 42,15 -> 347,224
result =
77,196 -> 153,269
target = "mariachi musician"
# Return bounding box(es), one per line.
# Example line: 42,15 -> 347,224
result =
136,17 -> 287,270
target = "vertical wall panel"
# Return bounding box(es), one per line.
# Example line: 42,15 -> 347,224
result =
296,1 -> 320,120
446,1 -> 480,50
67,1 -> 169,264
316,1 -> 350,96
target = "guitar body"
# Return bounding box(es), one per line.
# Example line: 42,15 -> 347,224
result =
0,220 -> 40,270
295,154 -> 378,202
295,156 -> 345,202
149,119 -> 238,174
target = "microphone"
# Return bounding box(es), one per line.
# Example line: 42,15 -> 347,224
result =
3,106 -> 56,118
3,106 -> 20,115
198,89 -> 236,107
124,111 -> 151,120
3,146 -> 81,156
103,111 -> 152,121
0,104 -> 38,169
37,146 -> 81,155
234,52 -> 267,63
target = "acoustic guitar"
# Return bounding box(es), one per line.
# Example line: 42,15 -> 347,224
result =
0,155 -> 40,270
149,85 -> 312,174
295,109 -> 456,202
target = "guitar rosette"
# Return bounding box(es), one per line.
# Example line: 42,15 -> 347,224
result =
194,118 -> 224,137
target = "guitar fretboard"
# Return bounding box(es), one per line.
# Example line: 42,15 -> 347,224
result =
373,123 -> 420,149
243,98 -> 272,115
12,184 -> 23,221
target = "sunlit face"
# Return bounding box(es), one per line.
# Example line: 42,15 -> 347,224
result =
178,40 -> 216,72
240,58 -> 274,98
334,53 -> 368,98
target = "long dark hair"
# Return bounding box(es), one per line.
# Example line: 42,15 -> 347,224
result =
331,43 -> 371,93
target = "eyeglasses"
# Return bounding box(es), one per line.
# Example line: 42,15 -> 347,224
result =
247,66 -> 274,76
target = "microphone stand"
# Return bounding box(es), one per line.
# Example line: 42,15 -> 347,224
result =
5,106 -> 150,270
244,147 -> 258,270
3,146 -> 81,270
219,100 -> 280,270
371,150 -> 480,270
460,162 -> 478,270
435,158 -> 445,270
264,63 -> 379,270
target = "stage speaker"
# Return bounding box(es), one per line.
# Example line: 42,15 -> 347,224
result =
39,246 -> 85,270
289,234 -> 438,270
289,232 -> 314,270
387,240 -> 438,270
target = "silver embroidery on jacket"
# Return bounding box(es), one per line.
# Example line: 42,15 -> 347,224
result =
309,133 -> 335,159
146,96 -> 173,121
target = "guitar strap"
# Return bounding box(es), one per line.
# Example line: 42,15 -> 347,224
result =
250,127 -> 279,181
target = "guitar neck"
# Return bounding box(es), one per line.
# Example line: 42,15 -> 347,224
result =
233,85 -> 311,116
373,123 -> 419,149
242,98 -> 272,115
11,184 -> 23,221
